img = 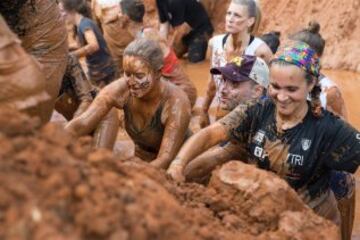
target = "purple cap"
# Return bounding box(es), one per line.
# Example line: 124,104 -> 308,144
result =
210,55 -> 270,88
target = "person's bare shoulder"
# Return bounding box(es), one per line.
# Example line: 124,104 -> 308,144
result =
98,77 -> 129,107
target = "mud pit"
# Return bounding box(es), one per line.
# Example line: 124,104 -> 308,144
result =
0,108 -> 339,239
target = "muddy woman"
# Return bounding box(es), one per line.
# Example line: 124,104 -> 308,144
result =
168,41 -> 360,227
194,0 -> 273,129
66,39 -> 191,169
290,21 -> 354,240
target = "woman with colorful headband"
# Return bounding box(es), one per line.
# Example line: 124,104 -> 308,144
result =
167,41 -> 360,226
290,21 -> 353,240
65,39 -> 191,169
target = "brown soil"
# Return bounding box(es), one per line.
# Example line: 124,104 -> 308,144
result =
0,108 -> 339,239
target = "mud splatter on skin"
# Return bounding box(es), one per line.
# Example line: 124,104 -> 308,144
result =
123,55 -> 154,98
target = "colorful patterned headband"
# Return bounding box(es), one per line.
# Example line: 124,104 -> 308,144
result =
276,41 -> 320,77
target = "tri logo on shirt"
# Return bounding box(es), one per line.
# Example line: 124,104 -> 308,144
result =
251,130 -> 310,168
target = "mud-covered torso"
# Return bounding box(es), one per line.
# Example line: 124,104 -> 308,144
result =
219,99 -> 360,202
123,98 -> 165,156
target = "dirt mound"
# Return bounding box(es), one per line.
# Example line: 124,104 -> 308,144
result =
0,109 -> 339,239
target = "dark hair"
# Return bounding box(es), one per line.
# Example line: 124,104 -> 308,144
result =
260,31 -> 281,54
0,0 -> 36,36
124,39 -> 164,71
289,21 -> 325,57
61,0 -> 92,19
270,60 -> 322,117
232,0 -> 260,34
120,0 -> 145,23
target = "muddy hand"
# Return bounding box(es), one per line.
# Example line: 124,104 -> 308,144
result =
167,162 -> 185,182
150,158 -> 169,169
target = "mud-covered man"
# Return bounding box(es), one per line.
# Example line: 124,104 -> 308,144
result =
185,55 -> 270,183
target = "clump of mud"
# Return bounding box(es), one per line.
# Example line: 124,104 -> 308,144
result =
0,108 -> 339,239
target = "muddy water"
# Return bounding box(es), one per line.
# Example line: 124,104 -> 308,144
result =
182,60 -> 360,239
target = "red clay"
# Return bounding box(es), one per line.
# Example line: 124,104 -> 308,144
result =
0,109 -> 340,239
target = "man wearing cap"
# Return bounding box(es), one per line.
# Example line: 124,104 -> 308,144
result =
184,55 -> 270,183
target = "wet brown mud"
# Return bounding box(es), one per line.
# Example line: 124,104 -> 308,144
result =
0,107 -> 340,239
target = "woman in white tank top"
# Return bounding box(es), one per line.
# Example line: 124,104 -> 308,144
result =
193,0 -> 273,129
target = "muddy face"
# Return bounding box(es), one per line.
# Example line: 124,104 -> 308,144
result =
269,64 -> 314,117
123,55 -> 155,98
218,77 -> 254,110
225,3 -> 254,34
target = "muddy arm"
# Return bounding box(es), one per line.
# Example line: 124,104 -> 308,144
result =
65,54 -> 97,118
167,122 -> 229,181
196,42 -> 215,127
193,75 -> 215,128
151,95 -> 191,169
65,79 -> 127,137
73,29 -> 100,58
326,86 -> 348,121
93,108 -> 119,150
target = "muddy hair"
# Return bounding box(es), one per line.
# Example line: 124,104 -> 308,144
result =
232,0 -> 261,34
124,39 -> 164,71
0,0 -> 36,36
289,21 -> 325,57
120,0 -> 145,23
270,60 -> 322,118
61,0 -> 92,19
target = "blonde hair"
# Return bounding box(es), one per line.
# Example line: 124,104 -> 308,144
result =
231,0 -> 261,34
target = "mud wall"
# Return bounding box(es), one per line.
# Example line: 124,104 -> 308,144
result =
145,0 -> 360,72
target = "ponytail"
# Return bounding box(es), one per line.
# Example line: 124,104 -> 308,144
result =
289,20 -> 325,57
305,72 -> 322,118
250,3 -> 261,35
